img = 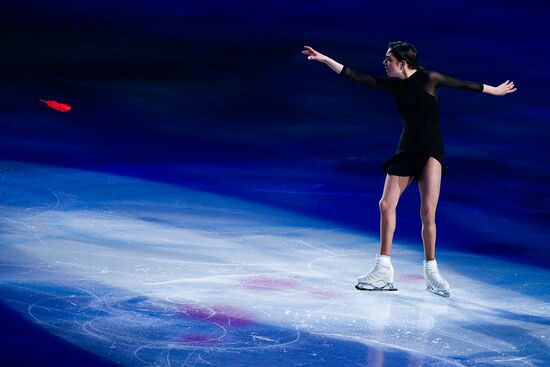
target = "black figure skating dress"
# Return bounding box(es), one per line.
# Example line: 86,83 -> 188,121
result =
340,66 -> 483,181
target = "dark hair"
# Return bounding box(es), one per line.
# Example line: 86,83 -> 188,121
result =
388,41 -> 424,70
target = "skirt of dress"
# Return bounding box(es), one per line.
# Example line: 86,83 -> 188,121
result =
382,151 -> 449,182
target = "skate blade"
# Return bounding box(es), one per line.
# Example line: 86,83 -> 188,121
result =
426,287 -> 450,297
355,283 -> 397,292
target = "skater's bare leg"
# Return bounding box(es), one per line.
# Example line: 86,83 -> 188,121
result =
419,158 -> 450,296
356,174 -> 412,291
379,174 -> 413,256
418,157 -> 442,261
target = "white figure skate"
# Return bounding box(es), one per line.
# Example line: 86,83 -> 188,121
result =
355,255 -> 397,291
423,259 -> 450,297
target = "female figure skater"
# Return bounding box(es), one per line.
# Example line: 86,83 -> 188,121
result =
302,42 -> 516,297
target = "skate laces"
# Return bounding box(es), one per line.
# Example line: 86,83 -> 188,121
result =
361,263 -> 390,282
425,267 -> 448,288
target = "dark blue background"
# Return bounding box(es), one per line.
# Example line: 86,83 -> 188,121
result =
1,2 -> 548,266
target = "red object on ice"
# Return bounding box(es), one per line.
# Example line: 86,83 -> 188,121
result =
39,99 -> 72,112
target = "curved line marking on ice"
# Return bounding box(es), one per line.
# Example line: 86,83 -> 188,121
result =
308,331 -> 467,367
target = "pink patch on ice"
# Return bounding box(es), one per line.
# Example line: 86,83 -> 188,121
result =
210,305 -> 256,327
181,335 -> 221,346
239,276 -> 299,291
398,273 -> 424,282
177,304 -> 255,328
177,304 -> 213,320
309,288 -> 344,300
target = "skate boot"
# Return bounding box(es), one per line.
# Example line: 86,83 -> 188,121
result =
423,259 -> 450,297
355,254 -> 397,291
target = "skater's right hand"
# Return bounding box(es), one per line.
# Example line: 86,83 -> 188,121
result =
302,46 -> 328,62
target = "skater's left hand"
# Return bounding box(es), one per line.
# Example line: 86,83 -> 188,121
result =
492,80 -> 517,96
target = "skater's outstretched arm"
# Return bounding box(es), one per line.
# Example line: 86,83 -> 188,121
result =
302,45 -> 344,73
428,71 -> 517,96
302,45 -> 399,93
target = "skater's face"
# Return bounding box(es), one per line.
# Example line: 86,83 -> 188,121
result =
383,49 -> 405,78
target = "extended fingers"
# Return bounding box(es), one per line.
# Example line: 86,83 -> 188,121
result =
501,80 -> 517,94
302,45 -> 316,55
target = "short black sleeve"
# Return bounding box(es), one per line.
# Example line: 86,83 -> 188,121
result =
340,66 -> 400,94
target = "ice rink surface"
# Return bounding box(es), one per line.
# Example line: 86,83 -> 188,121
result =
0,161 -> 548,366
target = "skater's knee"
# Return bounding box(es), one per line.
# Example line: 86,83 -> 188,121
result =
420,206 -> 436,225
379,198 -> 397,214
